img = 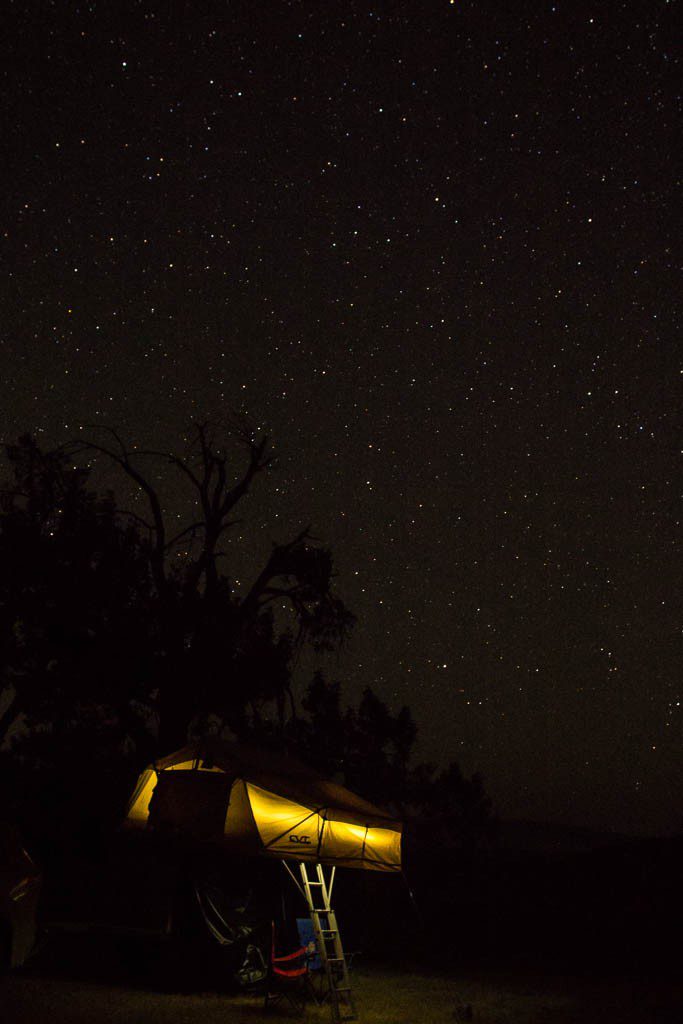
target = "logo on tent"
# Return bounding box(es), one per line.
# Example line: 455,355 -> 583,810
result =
289,834 -> 312,844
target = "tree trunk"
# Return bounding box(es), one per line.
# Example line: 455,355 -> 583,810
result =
0,689 -> 19,747
156,650 -> 198,754
157,684 -> 194,754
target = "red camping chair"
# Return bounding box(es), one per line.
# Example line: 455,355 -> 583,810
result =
264,921 -> 317,1014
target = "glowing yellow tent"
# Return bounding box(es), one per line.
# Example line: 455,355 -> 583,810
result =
126,739 -> 402,872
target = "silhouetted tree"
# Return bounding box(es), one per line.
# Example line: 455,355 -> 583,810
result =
0,435 -> 153,752
288,671 -> 493,845
409,760 -> 495,849
1,430 -> 492,853
1,423 -> 355,757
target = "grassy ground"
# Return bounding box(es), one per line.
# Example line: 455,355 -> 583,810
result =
1,933 -> 680,1023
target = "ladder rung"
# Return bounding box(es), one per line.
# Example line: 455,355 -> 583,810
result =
301,877 -> 354,1019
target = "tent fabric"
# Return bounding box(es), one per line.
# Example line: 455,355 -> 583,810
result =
125,739 -> 402,872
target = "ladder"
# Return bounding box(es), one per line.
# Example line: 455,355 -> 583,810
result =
299,861 -> 357,1023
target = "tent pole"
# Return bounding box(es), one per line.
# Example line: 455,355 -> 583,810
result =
281,859 -> 306,900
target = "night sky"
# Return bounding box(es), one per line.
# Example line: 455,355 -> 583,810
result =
2,2 -> 679,835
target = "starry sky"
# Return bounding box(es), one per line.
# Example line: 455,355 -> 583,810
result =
2,1 -> 679,835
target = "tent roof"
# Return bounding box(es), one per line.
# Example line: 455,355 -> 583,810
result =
153,738 -> 400,831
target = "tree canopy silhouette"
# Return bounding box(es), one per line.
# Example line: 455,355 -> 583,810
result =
0,434 -> 153,751
287,670 -> 494,847
0,424 -> 354,756
1,426 -> 493,853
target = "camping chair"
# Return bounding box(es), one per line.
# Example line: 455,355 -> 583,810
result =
295,917 -> 361,1006
264,921 -> 317,1015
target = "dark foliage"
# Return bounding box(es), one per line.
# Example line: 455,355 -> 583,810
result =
0,428 -> 354,758
0,427 -> 493,865
0,434 -> 154,754
286,671 -> 494,848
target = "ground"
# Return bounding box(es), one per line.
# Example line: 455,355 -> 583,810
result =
1,931 -> 680,1023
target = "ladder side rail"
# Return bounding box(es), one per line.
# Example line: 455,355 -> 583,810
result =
297,861 -> 357,1022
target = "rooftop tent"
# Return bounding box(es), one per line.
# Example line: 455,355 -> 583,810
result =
125,739 -> 402,873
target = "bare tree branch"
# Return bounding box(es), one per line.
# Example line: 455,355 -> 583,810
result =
0,689 -> 20,747
219,433 -> 272,518
64,431 -> 168,596
168,455 -> 204,497
165,521 -> 205,550
240,527 -> 312,616
115,509 -> 154,535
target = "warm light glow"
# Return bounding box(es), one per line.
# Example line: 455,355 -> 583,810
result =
126,763 -> 401,870
246,783 -> 322,856
363,826 -> 402,869
323,820 -> 400,869
126,760 -> 222,824
126,768 -> 156,824
245,784 -> 401,869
